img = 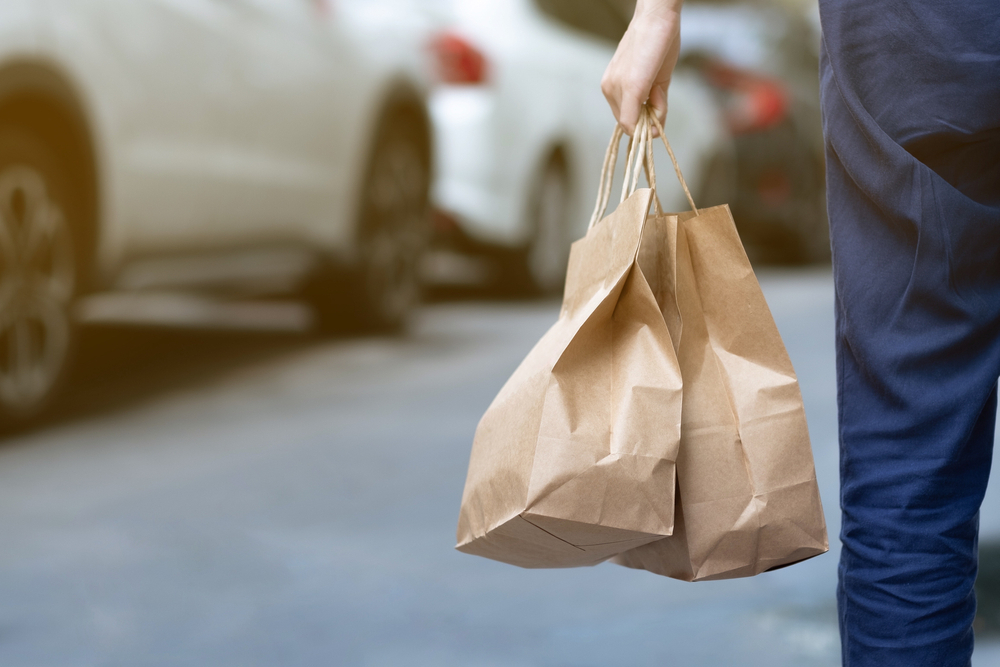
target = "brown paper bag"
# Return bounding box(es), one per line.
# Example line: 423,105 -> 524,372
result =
455,117 -> 684,568
612,110 -> 829,580
457,107 -> 828,577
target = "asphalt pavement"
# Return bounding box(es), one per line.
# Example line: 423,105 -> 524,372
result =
1,267 -> 999,666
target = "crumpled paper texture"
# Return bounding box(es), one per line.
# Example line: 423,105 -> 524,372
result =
613,205 -> 828,580
456,184 -> 827,578
456,188 -> 684,568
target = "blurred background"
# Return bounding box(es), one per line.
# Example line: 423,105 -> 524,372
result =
0,0 -> 997,665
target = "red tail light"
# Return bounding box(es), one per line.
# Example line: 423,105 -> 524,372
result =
430,32 -> 488,85
703,60 -> 788,134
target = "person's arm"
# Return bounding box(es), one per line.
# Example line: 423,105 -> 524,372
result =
601,0 -> 683,135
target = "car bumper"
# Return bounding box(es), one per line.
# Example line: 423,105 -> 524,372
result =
429,86 -> 525,248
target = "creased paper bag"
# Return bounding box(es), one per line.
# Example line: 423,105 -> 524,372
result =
457,106 -> 828,578
455,120 -> 683,568
612,111 -> 828,580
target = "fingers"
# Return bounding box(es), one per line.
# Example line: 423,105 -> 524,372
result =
600,70 -> 624,133
618,93 -> 643,137
601,57 -> 639,135
601,59 -> 651,135
646,84 -> 668,137
602,76 -> 665,137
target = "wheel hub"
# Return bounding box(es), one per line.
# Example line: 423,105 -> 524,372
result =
0,166 -> 74,413
362,138 -> 426,326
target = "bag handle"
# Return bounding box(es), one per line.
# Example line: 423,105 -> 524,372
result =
648,110 -> 699,216
587,106 -> 699,231
620,108 -> 651,205
587,123 -> 624,231
586,116 -> 649,230
628,112 -> 666,216
642,120 -> 665,217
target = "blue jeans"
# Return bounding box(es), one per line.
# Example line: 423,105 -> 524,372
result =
818,1 -> 1000,663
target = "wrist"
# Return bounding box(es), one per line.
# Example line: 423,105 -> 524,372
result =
634,0 -> 683,21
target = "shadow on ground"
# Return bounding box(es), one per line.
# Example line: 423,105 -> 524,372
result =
6,282 -> 540,439
66,325 -> 314,417
26,325 -> 315,433
9,239 -> 825,439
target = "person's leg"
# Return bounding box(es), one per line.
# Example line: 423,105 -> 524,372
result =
836,340 -> 995,665
827,139 -> 1000,664
818,13 -> 1000,657
825,129 -> 1000,664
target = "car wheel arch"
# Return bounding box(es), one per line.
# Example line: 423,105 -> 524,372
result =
307,78 -> 433,332
518,139 -> 575,241
0,59 -> 100,291
348,79 -> 432,248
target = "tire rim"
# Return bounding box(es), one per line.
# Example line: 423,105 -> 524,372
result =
364,138 -> 426,325
0,166 -> 74,413
527,164 -> 569,294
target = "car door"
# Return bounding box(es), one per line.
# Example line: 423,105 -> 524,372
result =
55,0 -> 263,254
518,0 -> 628,238
46,0 -> 354,258
211,0 -> 356,248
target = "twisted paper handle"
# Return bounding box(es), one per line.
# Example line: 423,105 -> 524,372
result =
648,110 -> 699,215
587,106 -> 699,231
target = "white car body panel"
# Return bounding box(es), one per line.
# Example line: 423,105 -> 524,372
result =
430,0 -> 728,249
2,0 -> 431,287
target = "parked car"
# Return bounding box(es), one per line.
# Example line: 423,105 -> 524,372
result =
425,0 -> 731,293
680,1 -> 829,263
0,0 -> 434,424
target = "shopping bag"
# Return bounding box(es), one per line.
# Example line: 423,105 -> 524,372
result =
612,109 -> 829,580
455,114 -> 684,568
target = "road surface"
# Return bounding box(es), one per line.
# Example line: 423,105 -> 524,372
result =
0,267 -> 998,666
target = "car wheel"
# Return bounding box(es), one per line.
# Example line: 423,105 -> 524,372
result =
696,148 -> 738,210
0,127 -> 77,425
312,110 -> 430,333
517,155 -> 570,295
729,122 -> 830,265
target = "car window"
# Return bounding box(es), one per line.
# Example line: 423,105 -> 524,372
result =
533,0 -> 630,44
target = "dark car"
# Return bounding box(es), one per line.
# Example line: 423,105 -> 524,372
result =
679,1 -> 829,263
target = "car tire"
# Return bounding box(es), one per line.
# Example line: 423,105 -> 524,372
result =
508,154 -> 570,296
311,110 -> 430,334
696,148 -> 738,210
729,122 -> 830,265
0,126 -> 78,426
767,128 -> 829,264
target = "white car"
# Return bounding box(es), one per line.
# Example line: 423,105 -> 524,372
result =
427,0 -> 730,292
0,0 -> 435,424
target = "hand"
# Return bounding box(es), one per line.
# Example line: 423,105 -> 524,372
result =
601,0 -> 683,136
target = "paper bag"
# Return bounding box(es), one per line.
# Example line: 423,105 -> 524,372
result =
612,110 -> 829,580
455,119 -> 684,568
456,106 -> 828,577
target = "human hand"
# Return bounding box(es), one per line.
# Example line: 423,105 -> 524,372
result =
601,0 -> 682,136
